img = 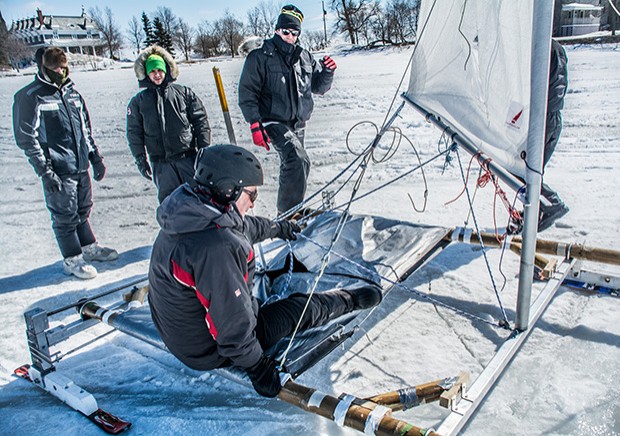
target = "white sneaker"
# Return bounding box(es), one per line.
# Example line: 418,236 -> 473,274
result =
82,242 -> 119,262
63,254 -> 97,280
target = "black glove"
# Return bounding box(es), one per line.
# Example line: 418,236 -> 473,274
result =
41,170 -> 62,194
135,155 -> 152,180
272,220 -> 301,241
245,355 -> 281,398
89,151 -> 106,182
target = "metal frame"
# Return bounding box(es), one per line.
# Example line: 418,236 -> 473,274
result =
436,258 -> 575,435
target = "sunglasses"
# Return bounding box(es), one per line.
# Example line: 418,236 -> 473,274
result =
280,29 -> 300,37
243,188 -> 258,202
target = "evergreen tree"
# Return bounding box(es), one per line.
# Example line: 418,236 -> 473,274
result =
153,17 -> 175,55
0,11 -> 9,68
141,12 -> 155,47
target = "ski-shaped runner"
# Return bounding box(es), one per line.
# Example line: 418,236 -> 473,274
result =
14,364 -> 131,434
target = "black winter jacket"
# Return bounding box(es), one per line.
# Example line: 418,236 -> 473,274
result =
148,184 -> 281,371
547,40 -> 568,114
238,36 -> 334,127
127,47 -> 210,163
13,74 -> 99,176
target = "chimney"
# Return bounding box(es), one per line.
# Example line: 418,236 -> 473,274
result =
36,8 -> 44,27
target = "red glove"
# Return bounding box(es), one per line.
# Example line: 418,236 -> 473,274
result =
321,55 -> 337,71
250,122 -> 270,151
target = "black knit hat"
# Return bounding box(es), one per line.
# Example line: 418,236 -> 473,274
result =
276,4 -> 304,31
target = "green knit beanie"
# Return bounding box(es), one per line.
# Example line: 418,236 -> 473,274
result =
145,54 -> 167,75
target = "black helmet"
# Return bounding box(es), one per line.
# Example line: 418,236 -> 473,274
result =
194,144 -> 263,204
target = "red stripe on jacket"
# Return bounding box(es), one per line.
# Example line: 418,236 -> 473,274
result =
171,259 -> 219,340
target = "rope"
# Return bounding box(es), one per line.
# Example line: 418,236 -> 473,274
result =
609,0 -> 620,18
454,147 -> 510,326
277,152 -> 374,369
296,233 -> 503,328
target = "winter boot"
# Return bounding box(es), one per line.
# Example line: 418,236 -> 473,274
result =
63,254 -> 97,280
82,242 -> 119,262
538,202 -> 569,232
316,285 -> 383,320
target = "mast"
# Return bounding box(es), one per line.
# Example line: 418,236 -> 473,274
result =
515,0 -> 554,330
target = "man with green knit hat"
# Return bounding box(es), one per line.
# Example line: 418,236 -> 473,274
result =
127,45 -> 211,203
145,54 -> 167,76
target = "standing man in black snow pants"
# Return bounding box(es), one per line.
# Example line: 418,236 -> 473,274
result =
239,4 -> 336,216
13,47 -> 118,279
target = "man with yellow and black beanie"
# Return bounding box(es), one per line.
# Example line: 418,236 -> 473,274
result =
239,4 -> 337,217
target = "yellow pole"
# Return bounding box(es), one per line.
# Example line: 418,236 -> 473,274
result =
212,67 -> 237,144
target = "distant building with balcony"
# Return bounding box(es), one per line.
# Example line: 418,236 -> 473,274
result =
560,2 -> 603,36
9,7 -> 105,56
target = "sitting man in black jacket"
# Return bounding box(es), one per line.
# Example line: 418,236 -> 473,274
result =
148,144 -> 381,397
127,45 -> 211,203
238,4 -> 336,217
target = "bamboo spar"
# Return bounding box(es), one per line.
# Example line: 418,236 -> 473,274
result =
212,67 -> 237,144
278,380 -> 439,436
447,229 -> 620,266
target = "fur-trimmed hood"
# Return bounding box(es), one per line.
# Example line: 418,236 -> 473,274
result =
238,37 -> 265,57
134,45 -> 178,86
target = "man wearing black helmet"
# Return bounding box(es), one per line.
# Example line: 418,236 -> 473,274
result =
148,144 -> 381,398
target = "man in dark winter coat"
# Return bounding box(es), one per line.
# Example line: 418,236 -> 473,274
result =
127,45 -> 211,203
537,39 -> 569,232
13,47 -> 117,280
238,4 -> 336,216
148,144 -> 381,398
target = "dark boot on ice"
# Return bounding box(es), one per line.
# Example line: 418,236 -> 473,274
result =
315,285 -> 383,320
538,202 -> 569,232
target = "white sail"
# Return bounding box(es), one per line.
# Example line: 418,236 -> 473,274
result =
405,0 -> 534,178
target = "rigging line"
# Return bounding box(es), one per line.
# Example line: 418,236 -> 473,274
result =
497,190 -> 525,294
457,0 -> 472,70
56,328 -> 117,363
445,151 -> 479,206
278,154 -> 373,369
331,147 -> 449,211
454,147 -> 510,326
296,233 -> 502,328
378,0 -> 439,129
609,0 -> 620,18
400,129 -> 429,213
275,147 -> 369,222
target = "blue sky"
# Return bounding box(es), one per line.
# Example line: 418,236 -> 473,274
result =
1,0 -> 333,32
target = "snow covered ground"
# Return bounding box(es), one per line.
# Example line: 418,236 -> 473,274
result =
0,43 -> 619,435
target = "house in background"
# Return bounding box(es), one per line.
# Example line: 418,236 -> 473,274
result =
9,7 -> 105,56
560,2 -> 604,36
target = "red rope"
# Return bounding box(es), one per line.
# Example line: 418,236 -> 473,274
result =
447,153 -> 522,243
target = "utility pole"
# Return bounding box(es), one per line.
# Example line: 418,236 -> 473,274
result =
322,0 -> 328,47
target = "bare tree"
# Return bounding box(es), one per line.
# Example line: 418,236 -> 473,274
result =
195,20 -> 223,58
89,6 -> 123,59
331,0 -> 379,45
215,11 -> 245,58
0,11 -> 9,69
384,0 -> 418,45
303,30 -> 326,51
246,1 -> 279,38
154,6 -> 179,36
176,19 -> 195,62
5,36 -> 32,71
127,16 -> 144,57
